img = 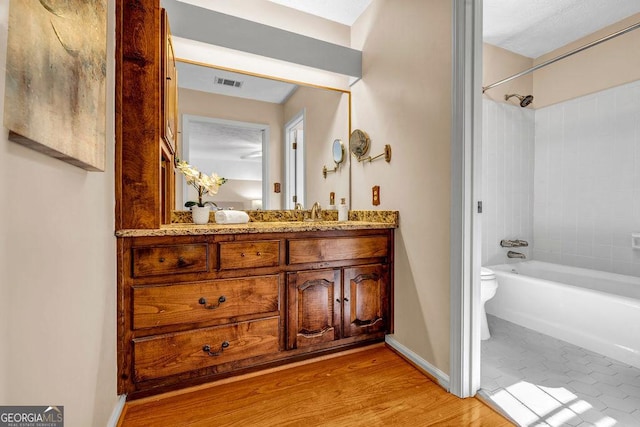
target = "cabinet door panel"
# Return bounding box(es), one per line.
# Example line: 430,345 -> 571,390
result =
161,8 -> 177,153
343,265 -> 388,337
287,269 -> 341,349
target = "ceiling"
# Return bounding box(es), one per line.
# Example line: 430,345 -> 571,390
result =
177,61 -> 298,104
265,0 -> 372,26
189,118 -> 263,162
484,0 -> 640,58
265,0 -> 640,59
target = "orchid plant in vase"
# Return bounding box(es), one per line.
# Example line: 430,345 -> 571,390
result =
176,159 -> 227,223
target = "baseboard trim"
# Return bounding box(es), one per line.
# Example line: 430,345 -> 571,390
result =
385,335 -> 450,391
106,394 -> 127,427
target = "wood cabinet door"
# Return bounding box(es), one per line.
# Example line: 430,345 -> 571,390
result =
287,269 -> 341,349
343,265 -> 388,338
161,9 -> 177,153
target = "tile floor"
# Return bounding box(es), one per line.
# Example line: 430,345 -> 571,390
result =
480,315 -> 640,427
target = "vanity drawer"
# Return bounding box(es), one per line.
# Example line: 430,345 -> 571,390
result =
132,275 -> 280,329
132,244 -> 209,277
219,240 -> 280,270
133,317 -> 280,381
288,236 -> 388,265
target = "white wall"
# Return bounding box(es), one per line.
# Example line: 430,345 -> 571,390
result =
0,2 -> 6,391
0,1 -> 117,426
482,100 -> 535,266
533,80 -> 640,276
351,0 -> 452,373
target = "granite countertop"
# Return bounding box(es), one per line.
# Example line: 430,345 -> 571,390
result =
115,210 -> 399,237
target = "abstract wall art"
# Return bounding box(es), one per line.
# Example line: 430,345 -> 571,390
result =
4,0 -> 107,171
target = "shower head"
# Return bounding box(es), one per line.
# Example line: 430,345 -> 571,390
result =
505,94 -> 534,108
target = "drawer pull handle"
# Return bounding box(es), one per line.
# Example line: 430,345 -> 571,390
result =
177,257 -> 187,266
202,341 -> 230,356
240,253 -> 246,257
256,251 -> 262,256
344,297 -> 349,302
158,257 -> 165,263
198,296 -> 226,310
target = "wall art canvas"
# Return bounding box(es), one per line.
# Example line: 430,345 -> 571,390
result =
4,0 -> 107,171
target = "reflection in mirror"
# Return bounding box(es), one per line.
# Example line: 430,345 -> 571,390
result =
332,139 -> 345,164
181,114 -> 268,210
175,60 -> 351,211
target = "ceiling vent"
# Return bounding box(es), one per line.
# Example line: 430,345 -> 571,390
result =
215,77 -> 243,88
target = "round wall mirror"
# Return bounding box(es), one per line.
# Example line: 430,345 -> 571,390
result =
349,129 -> 370,159
332,139 -> 344,164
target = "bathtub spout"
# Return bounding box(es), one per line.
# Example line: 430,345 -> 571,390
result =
507,251 -> 526,259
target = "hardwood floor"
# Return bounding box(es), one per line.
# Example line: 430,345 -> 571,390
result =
118,344 -> 513,426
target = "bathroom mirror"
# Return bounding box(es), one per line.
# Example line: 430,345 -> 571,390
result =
332,139 -> 345,164
176,60 -> 351,211
323,138 -> 345,179
349,129 -> 370,159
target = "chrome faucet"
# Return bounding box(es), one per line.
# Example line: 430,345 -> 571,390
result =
310,202 -> 322,221
507,251 -> 526,259
500,239 -> 529,247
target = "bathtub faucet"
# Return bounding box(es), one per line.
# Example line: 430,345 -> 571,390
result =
500,239 -> 529,247
507,251 -> 526,259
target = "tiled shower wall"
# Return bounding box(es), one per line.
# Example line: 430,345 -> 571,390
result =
533,80 -> 640,276
482,100 -> 535,266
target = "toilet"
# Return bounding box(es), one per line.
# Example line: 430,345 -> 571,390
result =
481,267 -> 499,340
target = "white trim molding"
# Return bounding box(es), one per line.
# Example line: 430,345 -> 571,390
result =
106,394 -> 127,427
449,0 -> 483,398
385,335 -> 450,391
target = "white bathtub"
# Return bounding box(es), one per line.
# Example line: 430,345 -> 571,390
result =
485,260 -> 640,369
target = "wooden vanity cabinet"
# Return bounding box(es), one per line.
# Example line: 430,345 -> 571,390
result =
287,264 -> 389,350
118,229 -> 393,398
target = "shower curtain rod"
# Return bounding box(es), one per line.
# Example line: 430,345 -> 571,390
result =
482,20 -> 640,93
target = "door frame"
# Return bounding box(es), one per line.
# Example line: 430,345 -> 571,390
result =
449,0 -> 483,398
284,109 -> 306,209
